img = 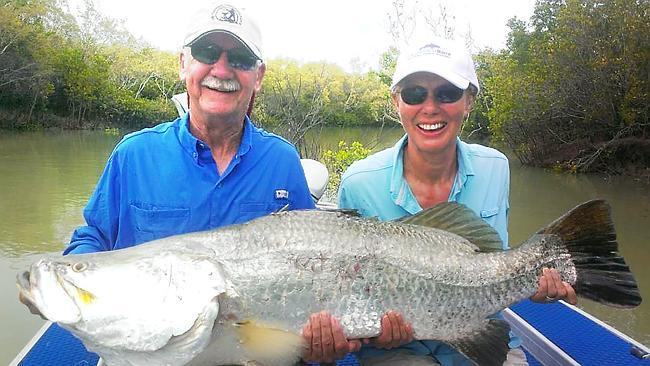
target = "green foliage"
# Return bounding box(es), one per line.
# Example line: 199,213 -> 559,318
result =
373,47 -> 399,87
322,141 -> 371,193
104,127 -> 120,135
0,0 -> 179,129
254,59 -> 391,158
483,0 -> 649,173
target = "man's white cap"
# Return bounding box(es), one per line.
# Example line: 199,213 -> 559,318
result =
391,37 -> 479,93
183,2 -> 264,60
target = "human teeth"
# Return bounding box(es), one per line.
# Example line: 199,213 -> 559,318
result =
419,123 -> 445,131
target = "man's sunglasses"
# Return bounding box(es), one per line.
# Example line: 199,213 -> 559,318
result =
190,43 -> 259,71
399,84 -> 465,105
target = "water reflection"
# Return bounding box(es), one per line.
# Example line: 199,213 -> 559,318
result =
0,130 -> 121,256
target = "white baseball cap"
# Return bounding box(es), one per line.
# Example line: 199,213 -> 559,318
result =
183,2 -> 264,60
391,37 -> 479,93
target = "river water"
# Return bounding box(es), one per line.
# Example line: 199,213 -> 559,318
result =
0,128 -> 648,364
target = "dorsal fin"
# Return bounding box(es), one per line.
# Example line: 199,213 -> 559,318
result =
398,202 -> 504,251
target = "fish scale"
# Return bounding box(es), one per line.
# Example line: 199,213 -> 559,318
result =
204,210 -> 569,339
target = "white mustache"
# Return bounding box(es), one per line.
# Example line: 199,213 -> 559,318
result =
201,77 -> 240,92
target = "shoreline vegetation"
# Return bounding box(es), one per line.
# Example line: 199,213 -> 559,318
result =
1,0 -> 648,182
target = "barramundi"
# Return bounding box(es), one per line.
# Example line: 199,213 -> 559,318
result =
17,200 -> 641,366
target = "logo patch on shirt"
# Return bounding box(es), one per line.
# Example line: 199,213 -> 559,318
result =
275,189 -> 289,200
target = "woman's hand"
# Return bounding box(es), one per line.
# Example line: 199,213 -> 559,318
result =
531,267 -> 578,304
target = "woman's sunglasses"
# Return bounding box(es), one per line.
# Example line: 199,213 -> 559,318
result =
399,84 -> 465,105
190,43 -> 259,71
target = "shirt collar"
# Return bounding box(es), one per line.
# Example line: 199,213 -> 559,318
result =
389,136 -> 476,212
450,137 -> 475,200
389,135 -> 422,214
178,112 -> 254,164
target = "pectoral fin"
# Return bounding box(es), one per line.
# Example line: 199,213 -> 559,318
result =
235,320 -> 305,365
446,319 -> 511,366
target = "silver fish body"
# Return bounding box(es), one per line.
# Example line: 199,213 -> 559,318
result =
17,200 -> 642,366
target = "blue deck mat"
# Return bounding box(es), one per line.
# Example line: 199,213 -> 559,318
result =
18,323 -> 99,366
310,349 -> 541,365
20,324 -> 542,366
511,299 -> 648,365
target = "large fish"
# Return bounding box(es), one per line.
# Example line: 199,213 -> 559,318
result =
17,200 -> 641,366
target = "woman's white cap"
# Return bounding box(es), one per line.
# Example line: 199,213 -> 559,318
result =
391,37 -> 479,93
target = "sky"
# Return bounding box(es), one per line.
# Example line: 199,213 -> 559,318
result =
67,0 -> 537,72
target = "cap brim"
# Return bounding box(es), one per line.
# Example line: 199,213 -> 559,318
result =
391,57 -> 470,90
185,29 -> 263,60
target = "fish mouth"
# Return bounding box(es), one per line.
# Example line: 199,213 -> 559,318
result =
16,262 -> 85,324
17,269 -> 31,291
16,270 -> 41,316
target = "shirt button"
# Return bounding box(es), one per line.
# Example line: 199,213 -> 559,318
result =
193,152 -> 198,158
217,183 -> 223,188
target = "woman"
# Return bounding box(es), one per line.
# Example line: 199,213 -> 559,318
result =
302,37 -> 576,366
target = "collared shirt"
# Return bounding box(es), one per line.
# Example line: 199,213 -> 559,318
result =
338,135 -> 515,365
339,135 -> 509,246
65,113 -> 315,254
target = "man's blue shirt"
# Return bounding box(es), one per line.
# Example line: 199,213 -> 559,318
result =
65,114 -> 315,254
338,135 -> 515,365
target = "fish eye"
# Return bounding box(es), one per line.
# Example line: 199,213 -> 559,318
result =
72,262 -> 88,272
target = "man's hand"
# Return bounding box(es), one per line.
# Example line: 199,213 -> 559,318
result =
302,311 -> 361,364
530,267 -> 577,305
370,310 -> 414,349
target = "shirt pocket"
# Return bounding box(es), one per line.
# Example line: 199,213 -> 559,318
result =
239,201 -> 287,221
480,207 -> 500,218
130,203 -> 190,243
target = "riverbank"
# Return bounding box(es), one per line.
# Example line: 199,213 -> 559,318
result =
2,113 -> 649,185
0,109 -> 111,131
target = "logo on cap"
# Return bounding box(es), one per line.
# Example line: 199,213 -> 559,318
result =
211,4 -> 242,25
414,43 -> 451,59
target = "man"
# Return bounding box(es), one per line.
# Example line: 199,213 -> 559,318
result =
64,2 -> 314,254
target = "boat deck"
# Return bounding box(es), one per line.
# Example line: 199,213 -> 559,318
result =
11,300 -> 649,365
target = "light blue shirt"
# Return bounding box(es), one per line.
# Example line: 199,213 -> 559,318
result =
338,135 -> 516,365
65,113 -> 315,254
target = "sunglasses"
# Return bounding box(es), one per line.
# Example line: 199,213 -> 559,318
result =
190,43 -> 259,71
399,84 -> 465,105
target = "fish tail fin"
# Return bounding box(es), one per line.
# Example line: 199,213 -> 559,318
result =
235,320 -> 305,364
539,199 -> 642,308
